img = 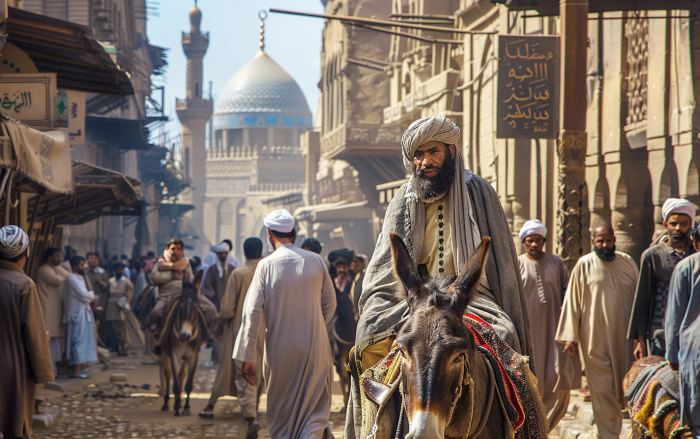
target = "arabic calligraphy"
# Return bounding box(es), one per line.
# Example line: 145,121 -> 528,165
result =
1,91 -> 33,113
497,35 -> 560,139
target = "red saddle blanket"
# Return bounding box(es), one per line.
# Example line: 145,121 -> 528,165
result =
463,314 -> 547,439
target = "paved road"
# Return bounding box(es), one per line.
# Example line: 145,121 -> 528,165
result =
28,347 -> 631,439
31,347 -> 347,439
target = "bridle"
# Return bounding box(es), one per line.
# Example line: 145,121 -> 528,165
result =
182,299 -> 201,342
400,351 -> 495,439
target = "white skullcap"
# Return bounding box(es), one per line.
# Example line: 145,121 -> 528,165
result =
519,220 -> 547,241
662,198 -> 695,221
0,225 -> 29,259
264,209 -> 295,233
211,243 -> 228,253
401,115 -> 461,169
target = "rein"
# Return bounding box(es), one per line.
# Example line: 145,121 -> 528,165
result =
154,298 -> 205,346
444,353 -> 496,439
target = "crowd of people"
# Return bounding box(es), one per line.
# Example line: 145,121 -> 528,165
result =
2,115 -> 700,439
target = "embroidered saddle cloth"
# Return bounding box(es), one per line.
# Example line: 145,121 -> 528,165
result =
625,362 -> 691,439
356,314 -> 548,439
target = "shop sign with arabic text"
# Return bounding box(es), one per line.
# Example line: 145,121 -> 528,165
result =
497,35 -> 560,139
0,73 -> 56,130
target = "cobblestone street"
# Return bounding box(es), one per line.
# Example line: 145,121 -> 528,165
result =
30,348 -> 347,439
26,348 -> 629,439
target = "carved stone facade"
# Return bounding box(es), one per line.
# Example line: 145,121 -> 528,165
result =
315,1 -> 700,265
556,129 -> 589,268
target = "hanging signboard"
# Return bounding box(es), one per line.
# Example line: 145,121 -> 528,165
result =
0,73 -> 56,130
497,35 -> 560,139
67,90 -> 86,145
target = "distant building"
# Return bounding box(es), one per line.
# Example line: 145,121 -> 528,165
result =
176,3 -> 213,256
302,0 -> 700,263
18,0 -> 178,258
204,26 -> 313,261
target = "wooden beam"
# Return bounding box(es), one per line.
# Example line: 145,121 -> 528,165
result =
556,0 -> 590,269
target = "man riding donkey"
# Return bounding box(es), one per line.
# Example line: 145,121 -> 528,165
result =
145,239 -> 218,351
346,116 -> 539,438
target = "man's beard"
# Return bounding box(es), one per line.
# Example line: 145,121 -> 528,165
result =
594,245 -> 616,260
671,231 -> 689,244
415,151 -> 457,200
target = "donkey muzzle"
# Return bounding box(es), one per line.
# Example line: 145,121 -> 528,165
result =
406,410 -> 445,439
180,322 -> 194,342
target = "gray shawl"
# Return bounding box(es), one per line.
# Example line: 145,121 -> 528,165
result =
356,166 -> 534,363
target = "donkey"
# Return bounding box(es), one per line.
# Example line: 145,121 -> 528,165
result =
159,270 -> 208,416
390,233 -> 506,439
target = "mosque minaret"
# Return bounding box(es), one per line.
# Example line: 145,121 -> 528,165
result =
176,1 -> 213,255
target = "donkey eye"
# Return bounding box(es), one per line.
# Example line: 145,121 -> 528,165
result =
452,356 -> 462,364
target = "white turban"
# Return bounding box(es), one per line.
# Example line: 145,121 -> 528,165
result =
211,243 -> 228,253
662,198 -> 695,221
264,209 -> 295,233
0,225 -> 29,259
519,219 -> 547,241
401,115 -> 461,170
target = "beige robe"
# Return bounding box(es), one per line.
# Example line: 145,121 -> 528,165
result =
519,252 -> 579,429
418,195 -> 455,278
556,251 -> 638,439
36,263 -> 67,337
208,258 -> 264,406
0,262 -> 55,438
106,276 -> 134,322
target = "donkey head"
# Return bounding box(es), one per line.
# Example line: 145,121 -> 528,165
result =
390,233 -> 491,439
179,270 -> 203,343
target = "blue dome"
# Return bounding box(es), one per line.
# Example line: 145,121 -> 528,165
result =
215,52 -> 312,118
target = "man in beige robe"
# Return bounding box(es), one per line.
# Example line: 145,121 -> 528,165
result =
0,226 -> 54,439
200,239 -> 265,434
106,263 -> 134,356
556,225 -> 638,439
518,220 -> 579,429
36,247 -> 68,375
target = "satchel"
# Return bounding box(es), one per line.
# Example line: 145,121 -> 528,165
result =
133,285 -> 158,324
117,295 -> 131,311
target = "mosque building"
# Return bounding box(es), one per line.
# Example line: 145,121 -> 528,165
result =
203,12 -> 313,260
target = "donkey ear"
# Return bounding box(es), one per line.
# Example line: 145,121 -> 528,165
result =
449,237 -> 491,315
390,233 -> 423,303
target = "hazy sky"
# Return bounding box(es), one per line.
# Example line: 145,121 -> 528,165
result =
147,0 -> 324,145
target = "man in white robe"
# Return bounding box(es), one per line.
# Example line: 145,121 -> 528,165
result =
234,209 -> 337,439
64,256 -> 97,378
556,225 -> 638,439
518,220 -> 579,429
200,237 -> 265,437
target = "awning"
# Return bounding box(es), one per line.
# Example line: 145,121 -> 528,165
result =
86,116 -> 151,150
6,7 -> 133,96
294,201 -> 371,222
0,115 -> 73,194
27,160 -> 142,225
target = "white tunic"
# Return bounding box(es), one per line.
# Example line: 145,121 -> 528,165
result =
234,244 -> 337,439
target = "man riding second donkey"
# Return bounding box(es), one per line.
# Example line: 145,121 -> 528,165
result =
345,115 -> 535,437
146,238 -> 218,341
